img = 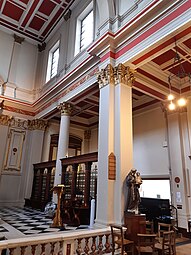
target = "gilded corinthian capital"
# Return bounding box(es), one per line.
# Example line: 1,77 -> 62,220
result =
97,64 -> 115,89
97,63 -> 135,89
57,102 -> 73,116
84,130 -> 91,139
114,64 -> 135,85
28,119 -> 48,131
0,115 -> 12,126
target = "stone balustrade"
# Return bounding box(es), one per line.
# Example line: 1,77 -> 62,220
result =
0,227 -> 111,255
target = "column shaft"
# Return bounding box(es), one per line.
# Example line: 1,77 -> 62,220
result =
54,115 -> 70,186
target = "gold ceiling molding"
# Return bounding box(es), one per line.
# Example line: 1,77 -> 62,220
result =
0,115 -> 47,130
97,63 -> 135,89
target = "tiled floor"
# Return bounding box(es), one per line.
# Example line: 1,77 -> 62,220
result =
0,206 -> 87,239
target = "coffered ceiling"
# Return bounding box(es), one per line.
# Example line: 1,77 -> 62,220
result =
0,0 -> 75,42
67,31 -> 191,128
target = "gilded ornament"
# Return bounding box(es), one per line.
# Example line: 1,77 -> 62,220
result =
28,119 -> 48,131
57,102 -> 73,116
97,63 -> 135,88
84,130 -> 91,140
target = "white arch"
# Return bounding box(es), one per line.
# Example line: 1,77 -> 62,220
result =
96,0 -> 116,26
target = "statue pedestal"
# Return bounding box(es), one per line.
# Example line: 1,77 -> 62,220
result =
51,185 -> 65,228
124,212 -> 146,243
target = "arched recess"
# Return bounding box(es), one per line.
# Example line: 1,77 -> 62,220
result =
49,134 -> 82,160
96,0 -> 116,25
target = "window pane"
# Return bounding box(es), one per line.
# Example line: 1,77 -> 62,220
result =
50,47 -> 59,78
80,10 -> 93,51
140,180 -> 171,201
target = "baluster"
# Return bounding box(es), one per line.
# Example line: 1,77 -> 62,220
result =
50,242 -> 55,255
31,244 -> 37,255
41,243 -> 46,255
66,244 -> 71,255
76,238 -> 83,255
9,248 -> 15,255
90,236 -> 97,255
97,235 -> 104,254
104,234 -> 111,253
21,246 -> 27,255
58,241 -> 63,255
84,237 -> 90,254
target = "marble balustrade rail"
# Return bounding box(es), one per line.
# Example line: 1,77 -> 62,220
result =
0,227 -> 111,255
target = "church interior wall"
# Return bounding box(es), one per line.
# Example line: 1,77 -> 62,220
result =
0,30 -> 14,84
133,107 -> 169,177
0,0 -> 190,230
0,30 -> 38,102
0,125 -> 29,206
0,118 -> 46,206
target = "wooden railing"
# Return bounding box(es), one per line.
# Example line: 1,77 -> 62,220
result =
0,227 -> 111,255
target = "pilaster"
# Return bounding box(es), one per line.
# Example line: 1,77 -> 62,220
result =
114,63 -> 134,223
167,109 -> 191,229
96,63 -> 135,225
83,130 -> 91,154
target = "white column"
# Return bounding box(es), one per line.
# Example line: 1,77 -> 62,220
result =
54,102 -> 72,187
96,64 -> 135,226
114,64 -> 134,223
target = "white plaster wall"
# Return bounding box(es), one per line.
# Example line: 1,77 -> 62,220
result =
96,0 -> 112,26
0,126 -> 28,206
167,112 -> 189,229
24,130 -> 45,199
0,31 -> 13,82
0,175 -> 21,205
42,121 -> 60,162
15,41 -> 38,90
133,107 -> 169,177
118,0 -> 135,15
90,127 -> 98,152
0,30 -> 38,92
37,0 -> 99,92
0,125 -> 9,173
0,122 -> 45,205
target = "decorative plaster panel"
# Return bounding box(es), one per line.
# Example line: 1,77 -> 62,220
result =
3,129 -> 26,172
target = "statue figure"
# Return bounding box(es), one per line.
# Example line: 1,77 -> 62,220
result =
126,168 -> 142,213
